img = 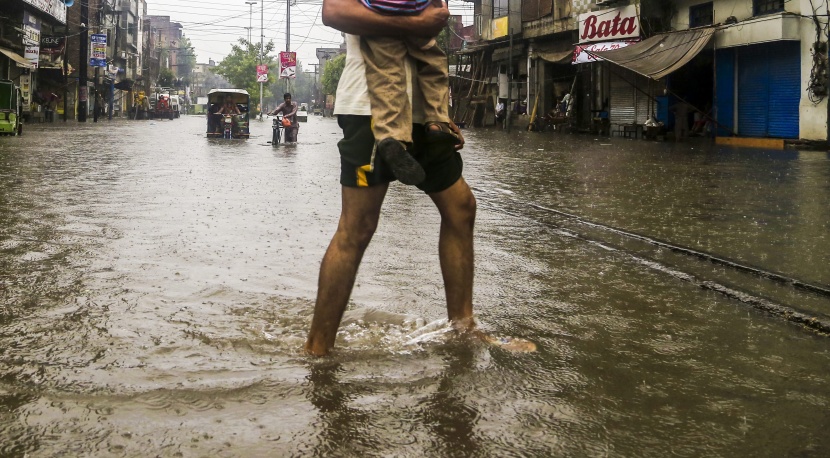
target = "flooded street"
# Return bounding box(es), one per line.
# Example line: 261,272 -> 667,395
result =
1,116 -> 829,456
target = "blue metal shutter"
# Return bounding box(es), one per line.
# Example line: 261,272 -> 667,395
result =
767,42 -> 800,138
715,48 -> 735,136
737,46 -> 769,137
737,42 -> 800,138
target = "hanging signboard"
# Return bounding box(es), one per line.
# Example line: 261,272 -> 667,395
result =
22,0 -> 66,24
23,12 -> 41,68
256,64 -> 268,83
25,46 -> 40,68
39,36 -> 65,69
90,33 -> 107,67
279,52 -> 296,79
572,40 -> 638,64
578,5 -> 640,44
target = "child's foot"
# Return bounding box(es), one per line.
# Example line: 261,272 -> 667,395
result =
377,138 -> 425,185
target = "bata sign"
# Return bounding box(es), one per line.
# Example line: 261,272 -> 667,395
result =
578,5 -> 640,44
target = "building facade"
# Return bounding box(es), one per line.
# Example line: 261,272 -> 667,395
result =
457,0 -> 830,143
1,0 -> 68,121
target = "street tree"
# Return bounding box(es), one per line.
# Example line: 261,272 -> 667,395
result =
174,36 -> 197,86
320,53 -> 346,97
212,38 -> 277,105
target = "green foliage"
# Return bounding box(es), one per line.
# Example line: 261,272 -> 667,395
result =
175,36 -> 197,84
212,38 -> 277,103
157,68 -> 175,88
320,53 -> 345,96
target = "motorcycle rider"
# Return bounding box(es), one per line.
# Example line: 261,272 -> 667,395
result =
268,93 -> 299,142
213,96 -> 241,135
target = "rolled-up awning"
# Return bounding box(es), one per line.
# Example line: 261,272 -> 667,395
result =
0,47 -> 33,69
535,48 -> 573,64
588,28 -> 716,80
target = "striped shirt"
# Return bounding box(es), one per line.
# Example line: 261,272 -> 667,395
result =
360,0 -> 431,14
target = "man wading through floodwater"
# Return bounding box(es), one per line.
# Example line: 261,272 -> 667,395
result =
304,0 -> 534,356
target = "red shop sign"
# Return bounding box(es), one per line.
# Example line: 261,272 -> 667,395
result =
578,5 -> 640,44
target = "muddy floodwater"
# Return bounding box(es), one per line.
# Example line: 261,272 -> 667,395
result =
1,116 -> 829,456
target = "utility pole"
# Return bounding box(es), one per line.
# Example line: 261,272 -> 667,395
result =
110,13 -> 120,120
259,0 -> 264,121
79,0 -> 89,122
284,0 -> 290,95
245,1 -> 255,43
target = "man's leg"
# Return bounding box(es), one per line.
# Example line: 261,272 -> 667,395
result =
428,177 -> 477,329
305,184 -> 389,356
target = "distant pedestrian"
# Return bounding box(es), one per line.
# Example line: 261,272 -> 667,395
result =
670,101 -> 690,141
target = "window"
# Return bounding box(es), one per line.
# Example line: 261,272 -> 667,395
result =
493,0 -> 509,19
754,0 -> 784,16
689,2 -> 713,28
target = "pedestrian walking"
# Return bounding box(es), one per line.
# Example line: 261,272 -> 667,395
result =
305,0 -> 475,356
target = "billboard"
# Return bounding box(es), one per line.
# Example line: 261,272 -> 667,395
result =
279,52 -> 296,79
90,33 -> 107,67
256,64 -> 268,83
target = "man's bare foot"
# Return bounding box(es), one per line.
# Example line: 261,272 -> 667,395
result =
451,318 -> 537,352
304,339 -> 329,357
479,333 -> 537,352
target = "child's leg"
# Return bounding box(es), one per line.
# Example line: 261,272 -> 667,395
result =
359,36 -> 425,185
405,37 -> 451,128
360,36 -> 414,144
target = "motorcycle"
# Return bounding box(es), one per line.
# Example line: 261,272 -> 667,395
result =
270,114 -> 284,145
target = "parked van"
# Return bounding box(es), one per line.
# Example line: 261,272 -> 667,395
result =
169,95 -> 181,118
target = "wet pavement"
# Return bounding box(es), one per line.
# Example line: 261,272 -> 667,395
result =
1,115 -> 829,456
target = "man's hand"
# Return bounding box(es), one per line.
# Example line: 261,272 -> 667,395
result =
416,1 -> 451,37
449,121 -> 464,151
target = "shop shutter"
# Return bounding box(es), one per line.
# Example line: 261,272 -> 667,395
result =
635,73 -> 655,124
767,42 -> 800,138
715,48 -> 735,136
737,42 -> 800,138
737,46 -> 769,137
610,70 -> 635,125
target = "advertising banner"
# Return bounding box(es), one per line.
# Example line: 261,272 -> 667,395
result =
24,46 -> 40,68
256,64 -> 268,82
279,52 -> 296,79
23,12 -> 41,68
578,5 -> 640,44
39,36 -> 65,69
572,40 -> 637,64
90,33 -> 107,67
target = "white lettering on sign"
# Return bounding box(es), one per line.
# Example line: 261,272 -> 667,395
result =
578,5 -> 640,44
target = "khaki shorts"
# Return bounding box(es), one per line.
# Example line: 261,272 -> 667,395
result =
337,115 -> 463,194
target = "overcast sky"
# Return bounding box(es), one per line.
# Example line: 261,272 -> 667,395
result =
145,0 -> 475,70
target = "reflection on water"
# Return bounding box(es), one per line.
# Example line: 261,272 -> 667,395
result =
0,118 -> 828,455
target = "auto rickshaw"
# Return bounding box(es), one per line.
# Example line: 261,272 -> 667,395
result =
0,79 -> 23,136
206,89 -> 250,139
